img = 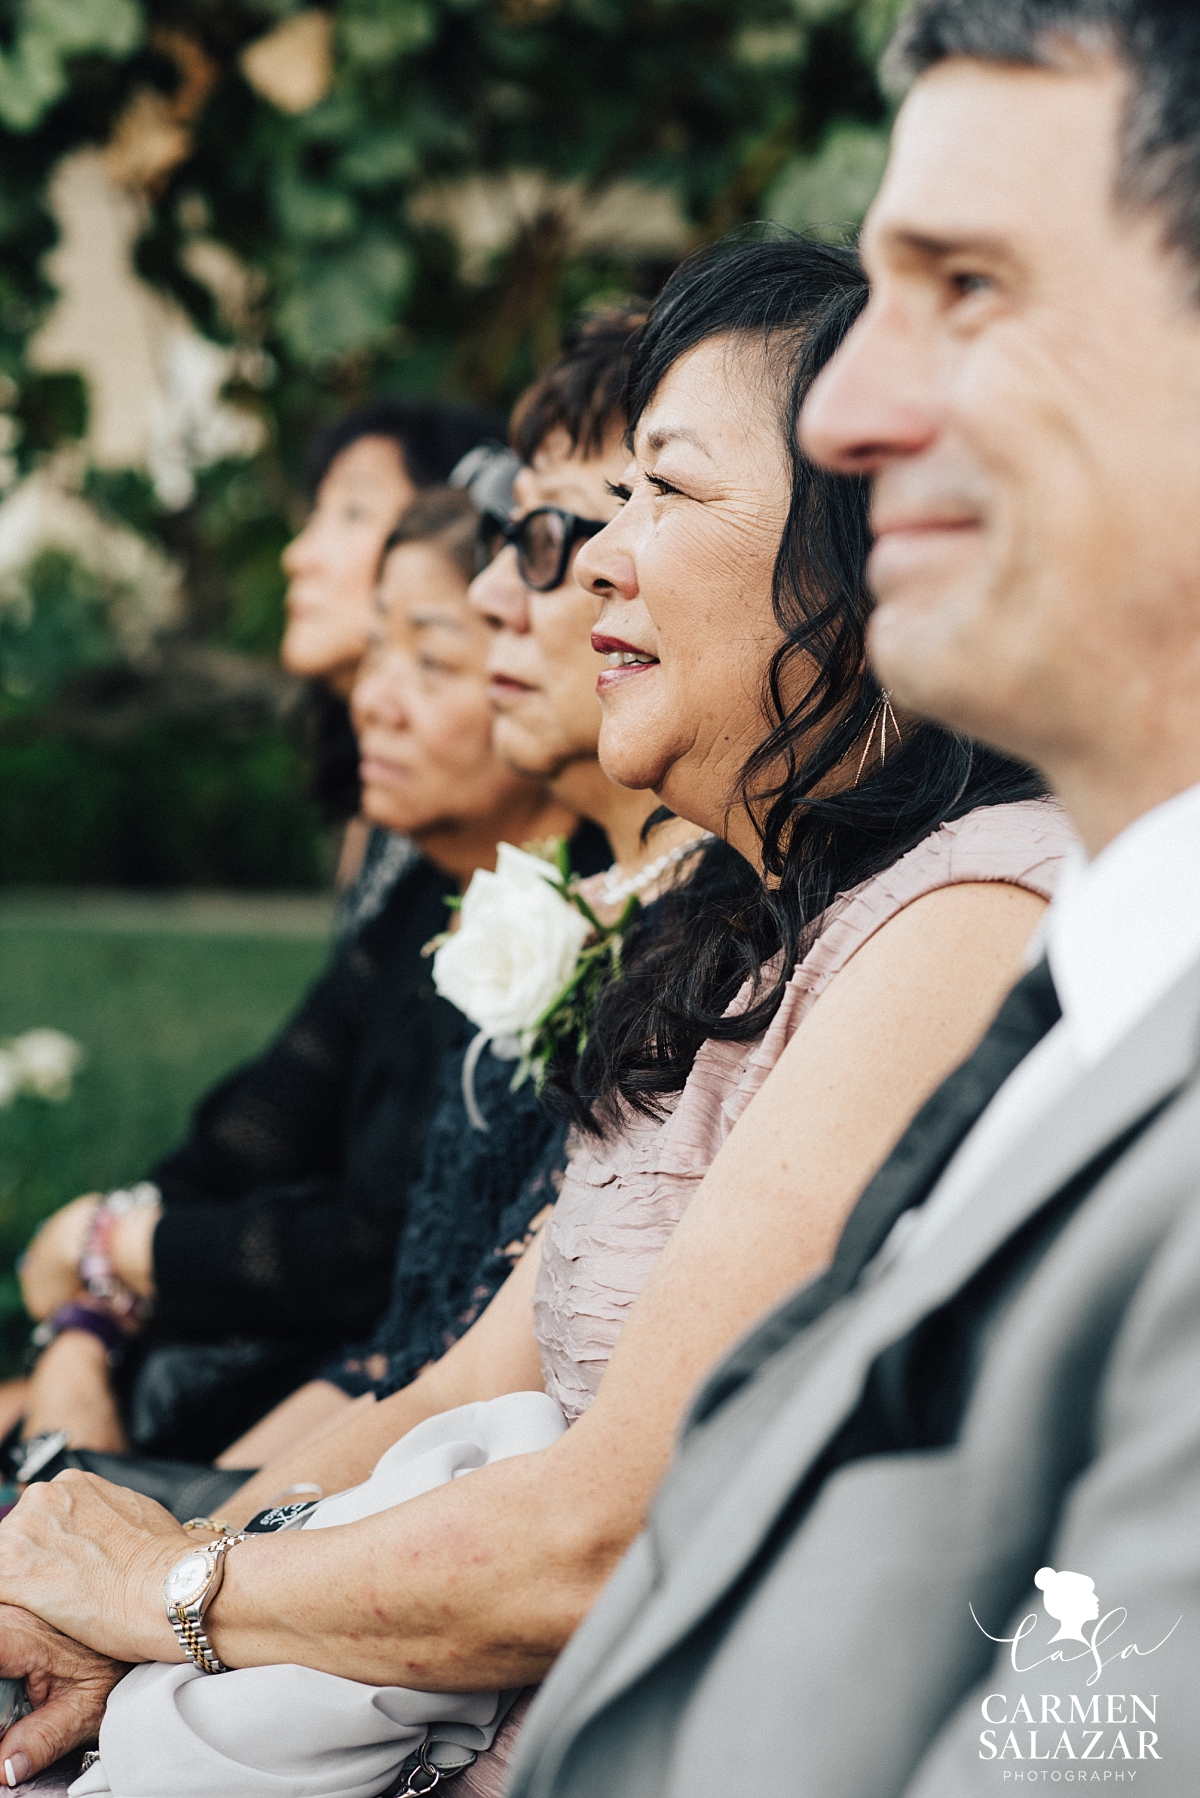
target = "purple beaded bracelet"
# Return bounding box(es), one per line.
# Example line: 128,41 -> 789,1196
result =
31,1302 -> 129,1365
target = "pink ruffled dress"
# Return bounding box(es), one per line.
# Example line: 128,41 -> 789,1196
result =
459,796 -> 1077,1792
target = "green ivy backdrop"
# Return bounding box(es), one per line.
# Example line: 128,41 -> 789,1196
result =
0,0 -> 902,887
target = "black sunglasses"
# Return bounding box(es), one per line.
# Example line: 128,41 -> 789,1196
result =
476,506 -> 608,592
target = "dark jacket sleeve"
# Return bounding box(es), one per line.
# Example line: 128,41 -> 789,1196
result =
151,1175 -> 400,1343
147,860 -> 468,1342
147,944 -> 376,1209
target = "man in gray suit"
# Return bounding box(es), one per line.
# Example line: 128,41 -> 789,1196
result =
508,2 -> 1200,1793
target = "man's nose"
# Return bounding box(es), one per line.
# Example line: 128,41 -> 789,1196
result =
468,548 -> 529,631
800,305 -> 936,476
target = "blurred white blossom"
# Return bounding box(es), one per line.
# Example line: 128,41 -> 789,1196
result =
239,11 -> 333,116
0,1029 -> 85,1104
28,151 -> 266,510
409,171 -> 690,286
0,456 -> 182,662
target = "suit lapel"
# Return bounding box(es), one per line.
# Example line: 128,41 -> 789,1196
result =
574,951 -> 1200,1726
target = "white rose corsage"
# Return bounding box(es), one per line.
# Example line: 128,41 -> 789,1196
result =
430,841 -> 636,1130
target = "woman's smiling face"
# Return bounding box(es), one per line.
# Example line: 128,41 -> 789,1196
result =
574,333 -> 793,858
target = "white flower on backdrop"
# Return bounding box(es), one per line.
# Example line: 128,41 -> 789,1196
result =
0,1028 -> 85,1106
0,458 -> 182,662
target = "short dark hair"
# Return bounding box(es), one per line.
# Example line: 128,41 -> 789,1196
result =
886,1 -> 1200,289
307,399 -> 508,496
380,486 -> 478,585
510,303 -> 647,465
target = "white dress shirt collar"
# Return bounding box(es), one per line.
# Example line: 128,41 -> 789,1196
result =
1046,778 -> 1200,1066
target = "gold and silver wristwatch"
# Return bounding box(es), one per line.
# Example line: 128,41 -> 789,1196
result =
163,1535 -> 248,1673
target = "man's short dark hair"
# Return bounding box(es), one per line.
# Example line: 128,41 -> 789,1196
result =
886,1 -> 1200,289
510,303 -> 647,465
307,399 -> 508,496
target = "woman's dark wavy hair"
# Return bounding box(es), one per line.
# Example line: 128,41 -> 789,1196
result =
546,232 -> 1046,1134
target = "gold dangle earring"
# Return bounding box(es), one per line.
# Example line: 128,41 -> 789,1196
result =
854,690 -> 901,785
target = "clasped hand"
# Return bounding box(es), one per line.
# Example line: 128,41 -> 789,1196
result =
0,1604 -> 128,1785
0,1474 -> 187,1668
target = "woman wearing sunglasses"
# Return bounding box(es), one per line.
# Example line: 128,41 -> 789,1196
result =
471,305 -> 711,896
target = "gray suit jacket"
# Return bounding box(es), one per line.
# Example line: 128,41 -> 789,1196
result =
509,955 -> 1200,1797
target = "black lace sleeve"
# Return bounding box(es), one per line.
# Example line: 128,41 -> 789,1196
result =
321,1044 -> 569,1398
150,1175 -> 409,1343
147,947 -> 377,1209
148,858 -> 453,1205
147,858 -> 470,1341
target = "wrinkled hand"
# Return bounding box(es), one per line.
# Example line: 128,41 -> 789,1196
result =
0,1474 -> 187,1665
0,1603 -> 128,1784
17,1197 -> 99,1322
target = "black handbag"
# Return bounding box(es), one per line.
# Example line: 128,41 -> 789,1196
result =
5,1428 -> 253,1521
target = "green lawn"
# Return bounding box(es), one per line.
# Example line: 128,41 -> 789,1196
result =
0,895 -> 332,1375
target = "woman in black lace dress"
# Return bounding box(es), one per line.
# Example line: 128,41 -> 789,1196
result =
10,310 -> 665,1511
13,488 -> 588,1465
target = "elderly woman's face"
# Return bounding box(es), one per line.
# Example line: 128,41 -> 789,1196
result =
574,334 -> 792,857
352,541 -> 533,839
281,436 -> 416,694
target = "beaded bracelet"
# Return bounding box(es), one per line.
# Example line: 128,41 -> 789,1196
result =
28,1301 -> 131,1367
78,1183 -> 159,1324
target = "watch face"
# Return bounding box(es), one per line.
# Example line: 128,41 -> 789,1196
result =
164,1551 -> 211,1607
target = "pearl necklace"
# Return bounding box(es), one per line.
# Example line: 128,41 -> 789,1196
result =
599,832 -> 716,907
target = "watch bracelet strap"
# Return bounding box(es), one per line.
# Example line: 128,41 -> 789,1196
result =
169,1533 -> 248,1674
169,1610 -> 229,1675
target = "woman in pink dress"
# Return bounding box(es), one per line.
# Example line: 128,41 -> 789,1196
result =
0,238 -> 1076,1796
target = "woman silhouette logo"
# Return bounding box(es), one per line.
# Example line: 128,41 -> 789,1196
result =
1034,1567 -> 1101,1644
